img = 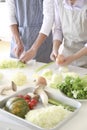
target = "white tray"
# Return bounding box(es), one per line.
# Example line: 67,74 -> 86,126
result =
0,87 -> 81,130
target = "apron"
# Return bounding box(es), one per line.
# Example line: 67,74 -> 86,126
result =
57,0 -> 87,67
10,0 -> 53,63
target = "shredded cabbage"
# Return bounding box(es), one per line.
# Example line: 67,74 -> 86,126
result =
25,105 -> 70,129
12,72 -> 27,86
0,59 -> 26,69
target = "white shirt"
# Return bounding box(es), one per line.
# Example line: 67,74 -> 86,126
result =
6,0 -> 54,36
53,0 -> 87,47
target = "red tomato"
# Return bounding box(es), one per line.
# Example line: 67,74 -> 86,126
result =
28,102 -> 34,109
28,99 -> 38,109
24,95 -> 31,100
31,98 -> 38,105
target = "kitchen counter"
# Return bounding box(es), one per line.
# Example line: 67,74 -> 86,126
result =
0,61 -> 87,130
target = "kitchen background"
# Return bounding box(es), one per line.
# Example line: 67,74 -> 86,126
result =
0,1 -> 10,58
0,0 -> 11,40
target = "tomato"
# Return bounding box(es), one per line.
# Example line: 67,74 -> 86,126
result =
31,98 -> 38,105
28,102 -> 34,109
24,95 -> 31,100
28,99 -> 38,109
17,94 -> 38,110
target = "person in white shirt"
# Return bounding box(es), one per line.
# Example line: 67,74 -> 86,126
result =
6,0 -> 54,63
51,0 -> 87,67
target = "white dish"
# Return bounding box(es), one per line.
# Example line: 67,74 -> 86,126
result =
0,121 -> 30,130
0,87 -> 81,130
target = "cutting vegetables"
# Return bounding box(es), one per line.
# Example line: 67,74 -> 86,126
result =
0,0 -> 87,130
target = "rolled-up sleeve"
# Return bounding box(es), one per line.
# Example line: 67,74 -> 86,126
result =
53,0 -> 63,42
40,0 -> 54,36
6,0 -> 17,25
85,43 -> 87,47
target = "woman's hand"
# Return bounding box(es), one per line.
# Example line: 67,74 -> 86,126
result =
14,41 -> 24,58
50,40 -> 62,61
50,49 -> 58,61
20,47 -> 37,63
56,54 -> 65,64
56,54 -> 74,66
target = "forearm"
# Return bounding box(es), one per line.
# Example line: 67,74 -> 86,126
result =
31,33 -> 47,51
53,40 -> 62,52
73,47 -> 87,60
10,24 -> 21,44
30,0 -> 54,51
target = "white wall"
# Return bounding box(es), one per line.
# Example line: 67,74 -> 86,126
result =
0,2 -> 11,41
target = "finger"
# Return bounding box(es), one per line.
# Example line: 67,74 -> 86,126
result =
19,58 -> 26,64
50,54 -> 56,61
14,49 -> 19,58
19,55 -> 27,63
19,51 -> 25,59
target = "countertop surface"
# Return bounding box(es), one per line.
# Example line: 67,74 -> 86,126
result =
0,61 -> 87,130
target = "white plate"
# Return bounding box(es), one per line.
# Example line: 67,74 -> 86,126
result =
0,121 -> 30,130
0,87 -> 81,130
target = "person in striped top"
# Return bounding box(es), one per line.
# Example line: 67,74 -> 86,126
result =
6,0 -> 54,63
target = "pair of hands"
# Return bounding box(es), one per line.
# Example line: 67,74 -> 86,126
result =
14,42 -> 37,63
50,50 -> 74,66
14,42 -> 74,65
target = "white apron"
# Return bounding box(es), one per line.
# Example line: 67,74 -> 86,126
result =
57,0 -> 87,67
